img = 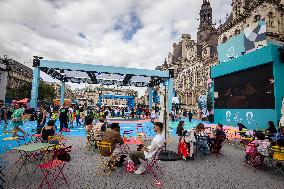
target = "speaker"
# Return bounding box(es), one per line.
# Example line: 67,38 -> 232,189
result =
279,47 -> 284,63
33,58 -> 40,67
169,69 -> 174,78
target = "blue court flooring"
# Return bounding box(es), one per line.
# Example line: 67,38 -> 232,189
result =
0,118 -> 205,154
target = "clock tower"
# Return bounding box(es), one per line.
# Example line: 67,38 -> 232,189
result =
197,0 -> 215,47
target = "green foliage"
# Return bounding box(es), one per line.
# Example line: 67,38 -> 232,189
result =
38,82 -> 56,102
6,81 -> 55,103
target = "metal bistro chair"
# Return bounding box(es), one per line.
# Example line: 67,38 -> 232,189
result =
210,135 -> 226,156
38,146 -> 72,189
268,146 -> 284,175
96,141 -> 114,176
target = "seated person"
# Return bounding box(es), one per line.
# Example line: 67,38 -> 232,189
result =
272,126 -> 284,147
237,123 -> 248,137
41,120 -> 56,143
184,127 -> 196,159
194,123 -> 209,156
179,127 -> 195,160
208,123 -> 226,151
129,122 -> 165,174
93,117 -> 106,140
265,121 -> 277,138
245,131 -> 270,161
85,116 -> 95,149
100,123 -> 125,167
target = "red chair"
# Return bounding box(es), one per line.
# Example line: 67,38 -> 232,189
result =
141,145 -> 165,186
38,146 -> 72,189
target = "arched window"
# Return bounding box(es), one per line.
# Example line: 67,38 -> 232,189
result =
222,36 -> 227,43
235,29 -> 240,35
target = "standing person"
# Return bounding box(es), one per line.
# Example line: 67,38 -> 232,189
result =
0,100 -> 8,129
131,108 -> 135,119
51,109 -> 58,130
129,122 -> 165,174
150,109 -> 156,123
11,103 -> 27,137
68,108 -> 74,128
59,106 -> 68,131
188,110 -> 193,123
122,108 -> 125,118
36,106 -> 47,134
75,107 -> 82,127
176,121 -> 185,141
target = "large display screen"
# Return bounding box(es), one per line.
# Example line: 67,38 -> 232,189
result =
214,63 -> 274,109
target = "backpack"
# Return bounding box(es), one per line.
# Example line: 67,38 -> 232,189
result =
125,160 -> 136,172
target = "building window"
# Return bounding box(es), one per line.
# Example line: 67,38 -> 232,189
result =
235,29 -> 240,35
254,15 -> 261,22
268,12 -> 274,27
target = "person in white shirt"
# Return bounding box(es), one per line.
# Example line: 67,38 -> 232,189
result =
129,122 -> 165,174
150,109 -> 156,123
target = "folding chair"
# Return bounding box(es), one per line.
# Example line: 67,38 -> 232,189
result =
85,129 -> 99,153
38,146 -> 72,189
141,144 -> 165,186
268,146 -> 284,175
96,141 -> 115,176
30,134 -> 43,143
210,135 -> 226,155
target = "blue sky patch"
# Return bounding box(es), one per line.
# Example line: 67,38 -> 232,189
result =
114,9 -> 142,41
78,32 -> 86,39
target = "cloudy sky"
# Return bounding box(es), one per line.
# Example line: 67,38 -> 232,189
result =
0,0 -> 232,67
0,0 -> 232,93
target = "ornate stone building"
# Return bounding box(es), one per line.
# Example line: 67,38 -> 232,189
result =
218,0 -> 284,44
157,0 -> 284,110
157,0 -> 218,109
0,57 -> 34,101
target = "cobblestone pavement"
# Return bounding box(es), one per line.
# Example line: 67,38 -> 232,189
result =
1,136 -> 284,189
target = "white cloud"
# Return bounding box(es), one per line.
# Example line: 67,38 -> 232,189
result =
0,0 -> 231,95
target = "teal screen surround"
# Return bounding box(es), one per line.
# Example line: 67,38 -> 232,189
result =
217,32 -> 245,63
212,44 -> 284,129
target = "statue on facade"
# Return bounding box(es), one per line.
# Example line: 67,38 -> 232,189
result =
280,98 -> 284,127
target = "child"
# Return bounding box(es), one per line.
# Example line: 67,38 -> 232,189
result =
245,131 -> 270,161
85,116 -> 95,150
41,120 -> 56,143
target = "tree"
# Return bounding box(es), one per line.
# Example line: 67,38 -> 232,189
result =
38,82 -> 56,102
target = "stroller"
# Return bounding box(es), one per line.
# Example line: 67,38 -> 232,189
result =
245,140 -> 270,168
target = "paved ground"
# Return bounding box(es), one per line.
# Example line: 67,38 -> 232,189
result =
1,136 -> 284,189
